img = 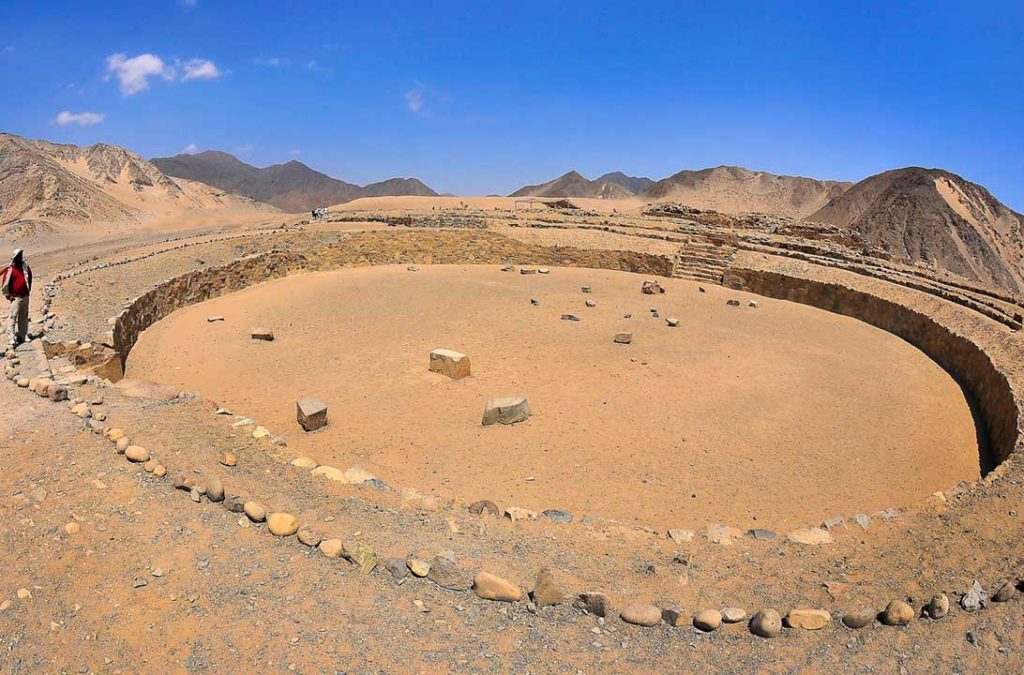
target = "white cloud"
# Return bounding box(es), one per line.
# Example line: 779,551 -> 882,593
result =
54,111 -> 105,126
104,52 -> 222,95
181,58 -> 221,81
105,53 -> 173,95
405,88 -> 424,113
287,149 -> 302,157
183,143 -> 199,154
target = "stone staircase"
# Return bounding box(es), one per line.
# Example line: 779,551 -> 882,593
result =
671,238 -> 738,284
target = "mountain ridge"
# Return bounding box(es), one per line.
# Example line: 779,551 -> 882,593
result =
152,151 -> 437,212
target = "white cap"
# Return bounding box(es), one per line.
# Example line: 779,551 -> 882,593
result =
11,248 -> 23,261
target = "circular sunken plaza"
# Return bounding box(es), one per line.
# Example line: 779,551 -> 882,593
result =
7,211 -> 1024,668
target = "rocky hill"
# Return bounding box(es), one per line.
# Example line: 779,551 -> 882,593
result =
595,172 -> 656,195
152,151 -> 437,213
644,166 -> 851,219
810,167 -> 1024,291
509,170 -> 638,200
0,133 -> 264,240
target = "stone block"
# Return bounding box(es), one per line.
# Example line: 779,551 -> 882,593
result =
482,397 -> 531,426
429,349 -> 471,380
251,328 -> 275,341
296,398 -> 328,431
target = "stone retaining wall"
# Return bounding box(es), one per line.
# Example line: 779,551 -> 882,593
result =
724,253 -> 1022,470
112,230 -> 674,364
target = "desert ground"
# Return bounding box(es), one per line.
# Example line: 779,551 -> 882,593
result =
2,203 -> 1024,674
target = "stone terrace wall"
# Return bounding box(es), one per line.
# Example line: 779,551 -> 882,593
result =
113,230 -> 674,364
724,252 -> 1023,470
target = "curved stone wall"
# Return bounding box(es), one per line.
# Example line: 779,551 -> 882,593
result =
724,252 -> 1022,470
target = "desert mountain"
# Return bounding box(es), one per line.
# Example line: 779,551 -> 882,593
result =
644,165 -> 851,219
152,151 -> 437,213
509,170 -> 638,200
0,133 -> 266,239
595,172 -> 656,195
810,167 -> 1024,291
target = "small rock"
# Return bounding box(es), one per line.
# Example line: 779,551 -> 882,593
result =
291,456 -> 318,469
133,579 -> 148,589
530,298 -> 540,306
926,594 -> 949,619
519,267 -> 536,275
428,555 -> 471,591
190,488 -> 202,503
296,398 -> 328,432
267,512 -> 299,536
641,280 -> 665,295
482,397 -> 531,426
223,494 -> 246,513
661,608 -> 686,627
64,522 -> 80,535
153,465 -> 166,478
205,479 -> 225,502
473,572 -> 522,602
787,528 -> 833,545
851,513 -> 870,530
581,286 -> 591,293
116,437 -> 130,453
540,509 -> 573,524
532,567 -> 570,608
620,604 -> 661,627
538,268 -> 550,274
726,299 -> 741,306
705,523 -> 743,545
721,607 -> 747,623
561,314 -> 580,322
749,609 -> 782,637
585,299 -> 596,308
961,580 -> 987,612
124,445 -> 150,463
220,452 -> 237,467
318,538 -> 343,558
747,528 -> 776,540
342,542 -> 377,574
243,502 -> 267,523
613,331 -> 632,344
407,559 -> 430,577
880,600 -> 914,626
666,317 -> 679,327
693,609 -> 722,632
667,529 -> 695,543
429,349 -> 471,380
503,506 -> 537,522
576,592 -> 612,617
785,608 -> 831,630
142,459 -> 157,474
251,328 -> 275,341
207,316 -> 224,322
468,500 -> 500,516
384,558 -> 408,582
16,588 -> 30,600
842,608 -> 876,629
297,529 -> 321,547
993,581 -> 1017,602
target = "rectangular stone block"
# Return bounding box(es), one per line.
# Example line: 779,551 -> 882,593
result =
251,328 -> 275,341
429,349 -> 471,380
482,396 -> 531,426
296,398 -> 328,432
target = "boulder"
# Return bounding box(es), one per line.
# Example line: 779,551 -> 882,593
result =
693,609 -> 723,632
880,600 -> 914,626
721,607 -> 747,623
532,567 -> 573,607
428,555 -> 471,591
482,397 -> 531,426
318,538 -> 343,558
407,559 -> 431,577
641,280 -> 665,295
620,604 -> 662,627
342,542 -> 377,574
841,608 -> 876,629
47,383 -> 68,402
749,609 -> 782,637
205,479 -> 225,503
251,328 -> 275,341
124,445 -> 150,463
297,529 -> 322,547
784,608 -> 831,630
926,593 -> 949,619
468,500 -> 500,516
473,572 -> 522,602
429,349 -> 471,380
296,398 -> 328,432
243,501 -> 267,523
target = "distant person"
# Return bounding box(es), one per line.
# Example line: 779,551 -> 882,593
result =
1,248 -> 32,349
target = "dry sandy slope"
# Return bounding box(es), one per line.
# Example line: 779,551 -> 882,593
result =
126,264 -> 978,531
330,195 -> 648,214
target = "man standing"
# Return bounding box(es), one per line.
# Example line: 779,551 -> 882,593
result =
1,249 -> 32,349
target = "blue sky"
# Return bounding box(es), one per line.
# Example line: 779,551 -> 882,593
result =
2,1 -> 1022,207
